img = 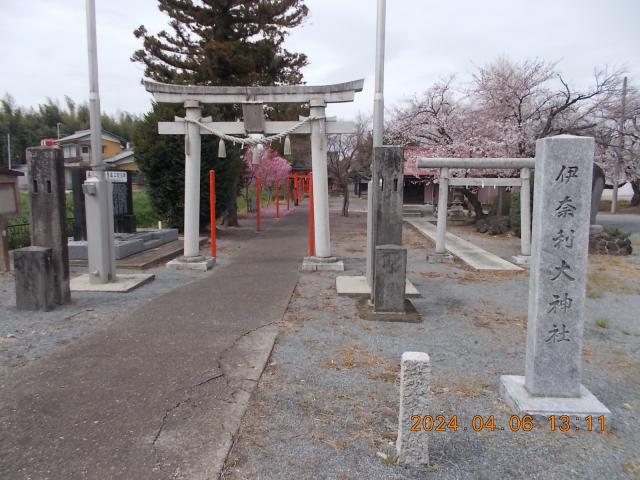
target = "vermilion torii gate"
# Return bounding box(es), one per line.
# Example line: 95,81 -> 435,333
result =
145,80 -> 364,271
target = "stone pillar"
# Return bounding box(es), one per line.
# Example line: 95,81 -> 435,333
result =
396,352 -> 430,467
501,135 -> 610,419
183,100 -> 203,258
373,245 -> 407,313
27,147 -> 70,304
435,168 -> 449,254
520,167 -> 531,256
371,146 -> 404,282
14,246 -> 55,311
310,99 -> 331,258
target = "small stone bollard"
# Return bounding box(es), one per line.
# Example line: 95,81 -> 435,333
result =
14,246 -> 55,311
397,351 -> 430,467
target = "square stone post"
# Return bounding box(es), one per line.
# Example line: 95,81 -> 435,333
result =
501,135 -> 610,420
370,146 -> 404,283
26,147 -> 70,305
397,352 -> 430,467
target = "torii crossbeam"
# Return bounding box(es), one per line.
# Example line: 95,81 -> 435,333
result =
145,79 -> 364,270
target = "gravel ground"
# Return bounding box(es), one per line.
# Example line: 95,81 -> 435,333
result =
222,211 -> 640,480
0,226 -> 258,378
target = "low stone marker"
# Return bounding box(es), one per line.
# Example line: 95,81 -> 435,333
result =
397,351 -> 430,467
501,135 -> 611,420
14,246 -> 55,311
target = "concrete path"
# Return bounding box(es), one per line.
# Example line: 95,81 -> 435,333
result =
406,217 -> 523,271
0,211 -> 307,479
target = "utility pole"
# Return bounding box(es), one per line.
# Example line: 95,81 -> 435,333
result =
611,76 -> 628,214
83,0 -> 116,284
57,122 -> 62,139
372,0 -> 386,148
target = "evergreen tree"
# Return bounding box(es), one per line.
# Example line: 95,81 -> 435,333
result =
131,0 -> 309,227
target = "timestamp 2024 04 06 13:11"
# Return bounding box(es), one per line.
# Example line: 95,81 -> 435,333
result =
409,415 -> 607,433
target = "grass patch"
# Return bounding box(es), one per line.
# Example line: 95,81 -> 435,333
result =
595,318 -> 609,329
588,255 -> 640,297
132,191 -> 158,228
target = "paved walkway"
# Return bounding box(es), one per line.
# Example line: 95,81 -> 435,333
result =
0,210 -> 307,479
406,217 -> 523,271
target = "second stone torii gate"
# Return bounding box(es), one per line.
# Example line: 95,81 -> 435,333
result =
145,79 -> 364,270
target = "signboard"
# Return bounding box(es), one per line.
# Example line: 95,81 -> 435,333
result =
85,170 -> 128,183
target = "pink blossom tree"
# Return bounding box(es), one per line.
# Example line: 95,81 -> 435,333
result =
243,147 -> 292,208
386,57 -> 624,218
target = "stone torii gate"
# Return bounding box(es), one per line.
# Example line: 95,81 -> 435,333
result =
145,79 -> 364,270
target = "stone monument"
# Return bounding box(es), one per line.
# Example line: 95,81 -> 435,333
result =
26,147 -> 70,305
501,135 -> 611,420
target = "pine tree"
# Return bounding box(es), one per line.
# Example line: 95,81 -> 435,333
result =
131,1 -> 309,227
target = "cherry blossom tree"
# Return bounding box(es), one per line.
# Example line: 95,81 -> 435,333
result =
243,147 -> 292,208
387,57 -> 625,218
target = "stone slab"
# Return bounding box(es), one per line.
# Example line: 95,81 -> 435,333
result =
500,375 -> 611,423
397,352 -> 430,467
426,253 -> 455,264
70,273 -> 155,293
301,256 -> 345,272
335,275 -> 420,297
511,255 -> 531,266
406,218 -> 523,271
356,298 -> 422,323
166,256 -> 215,271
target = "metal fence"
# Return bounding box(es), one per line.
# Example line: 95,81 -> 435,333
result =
6,218 -> 74,250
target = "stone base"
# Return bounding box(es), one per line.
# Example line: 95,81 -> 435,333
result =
166,256 -> 215,271
336,275 -> 420,297
511,255 -> 531,266
356,297 -> 422,323
426,252 -> 454,264
500,375 -> 611,423
70,273 -> 155,293
301,256 -> 345,272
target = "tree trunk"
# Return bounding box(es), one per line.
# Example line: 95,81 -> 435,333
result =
631,180 -> 640,207
223,177 -> 239,226
460,188 -> 487,222
342,184 -> 350,217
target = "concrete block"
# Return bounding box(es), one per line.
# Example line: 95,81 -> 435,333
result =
142,239 -> 163,250
166,256 -> 215,271
67,241 -> 88,260
500,375 -> 611,423
301,257 -> 345,272
373,245 -> 407,313
14,246 -> 55,311
70,273 -> 155,293
114,239 -> 144,260
336,275 -> 420,297
397,352 -> 430,467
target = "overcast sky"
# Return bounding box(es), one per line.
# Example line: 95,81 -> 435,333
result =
1,0 -> 638,121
